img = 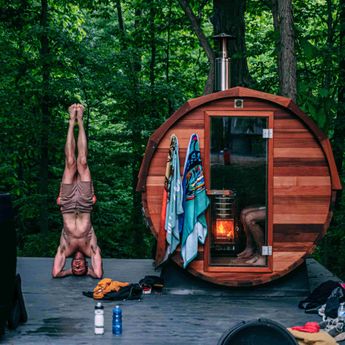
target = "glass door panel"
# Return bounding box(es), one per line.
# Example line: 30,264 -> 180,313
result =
209,116 -> 268,267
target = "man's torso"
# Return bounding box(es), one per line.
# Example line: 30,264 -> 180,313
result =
61,212 -> 94,257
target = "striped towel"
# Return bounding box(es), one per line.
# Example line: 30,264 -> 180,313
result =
155,135 -> 183,266
180,133 -> 209,268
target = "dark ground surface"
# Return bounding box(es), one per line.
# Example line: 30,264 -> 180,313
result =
0,257 -> 341,345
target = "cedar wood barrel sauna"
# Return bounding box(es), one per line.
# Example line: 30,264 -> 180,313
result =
136,36 -> 341,287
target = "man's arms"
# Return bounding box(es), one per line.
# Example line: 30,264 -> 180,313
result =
88,246 -> 103,279
52,246 -> 72,278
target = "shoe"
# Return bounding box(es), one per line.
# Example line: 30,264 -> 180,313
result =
335,332 -> 345,342
324,319 -> 344,338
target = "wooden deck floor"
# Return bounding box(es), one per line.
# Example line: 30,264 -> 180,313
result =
1,257 -> 340,345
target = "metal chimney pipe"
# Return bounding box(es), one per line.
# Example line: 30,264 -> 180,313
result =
213,33 -> 234,92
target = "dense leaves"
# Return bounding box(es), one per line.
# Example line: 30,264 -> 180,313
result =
0,0 -> 344,278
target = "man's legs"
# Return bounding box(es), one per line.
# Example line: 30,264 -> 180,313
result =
243,208 -> 266,265
76,105 -> 91,182
61,104 -> 77,184
237,207 -> 257,258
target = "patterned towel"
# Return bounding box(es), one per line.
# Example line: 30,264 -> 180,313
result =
180,133 -> 209,268
155,135 -> 183,267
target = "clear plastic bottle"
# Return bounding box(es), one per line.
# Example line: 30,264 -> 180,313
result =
338,302 -> 345,323
94,302 -> 104,335
112,305 -> 122,336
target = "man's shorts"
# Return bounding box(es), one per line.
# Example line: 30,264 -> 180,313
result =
59,181 -> 94,214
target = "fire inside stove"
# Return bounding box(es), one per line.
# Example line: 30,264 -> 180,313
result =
215,219 -> 235,241
211,192 -> 238,255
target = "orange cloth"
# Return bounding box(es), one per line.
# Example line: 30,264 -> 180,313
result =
93,278 -> 129,299
288,329 -> 338,345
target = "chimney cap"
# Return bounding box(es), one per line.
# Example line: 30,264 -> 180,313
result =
213,33 -> 235,40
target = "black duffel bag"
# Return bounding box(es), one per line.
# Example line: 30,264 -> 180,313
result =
218,318 -> 298,345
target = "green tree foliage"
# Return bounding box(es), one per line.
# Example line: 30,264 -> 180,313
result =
0,0 -> 210,258
1,0 -> 344,279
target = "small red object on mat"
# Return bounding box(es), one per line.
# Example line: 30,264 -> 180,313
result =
291,322 -> 320,333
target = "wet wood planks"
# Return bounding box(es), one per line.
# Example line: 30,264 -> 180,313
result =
1,257 -> 340,345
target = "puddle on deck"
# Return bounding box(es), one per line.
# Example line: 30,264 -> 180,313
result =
27,317 -> 88,336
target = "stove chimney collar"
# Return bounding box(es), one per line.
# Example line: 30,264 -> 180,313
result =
213,33 -> 235,92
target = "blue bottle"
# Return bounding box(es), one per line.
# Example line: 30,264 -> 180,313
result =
112,305 -> 122,335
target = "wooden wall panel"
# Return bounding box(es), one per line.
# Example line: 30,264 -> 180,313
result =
142,96 -> 334,287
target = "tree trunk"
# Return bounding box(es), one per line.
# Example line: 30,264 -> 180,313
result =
271,0 -> 297,101
116,1 -> 146,257
333,0 -> 345,179
39,0 -> 50,233
321,0 -> 336,133
115,0 -> 126,50
211,0 -> 253,88
165,1 -> 173,114
149,1 -> 156,111
178,0 -> 215,94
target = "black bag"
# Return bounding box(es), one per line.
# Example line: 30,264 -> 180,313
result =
325,287 -> 345,318
218,318 -> 298,345
8,274 -> 28,330
298,280 -> 341,310
139,275 -> 164,291
83,283 -> 143,301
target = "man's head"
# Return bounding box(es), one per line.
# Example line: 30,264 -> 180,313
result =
71,251 -> 88,276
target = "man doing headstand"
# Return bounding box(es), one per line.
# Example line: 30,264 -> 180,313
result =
52,104 -> 103,278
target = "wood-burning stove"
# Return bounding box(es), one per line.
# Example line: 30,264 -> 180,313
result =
210,190 -> 239,257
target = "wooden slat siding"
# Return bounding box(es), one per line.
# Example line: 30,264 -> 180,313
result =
274,148 -> 325,159
274,158 -> 327,167
274,214 -> 328,224
138,88 -> 341,287
274,232 -> 319,242
174,247 -> 204,260
274,176 -> 331,186
320,139 -> 342,190
160,130 -> 205,148
274,119 -> 309,130
274,197 -> 330,205
150,216 -> 160,234
141,193 -> 156,238
273,204 -> 329,214
274,242 -> 315,251
274,224 -> 323,232
274,167 -> 330,176
273,186 -> 331,196
272,111 -> 331,231
274,131 -> 315,139
137,86 -> 340,192
182,251 -> 305,287
274,138 -> 319,148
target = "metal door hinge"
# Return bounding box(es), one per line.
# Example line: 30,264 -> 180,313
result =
262,129 -> 273,139
262,246 -> 273,256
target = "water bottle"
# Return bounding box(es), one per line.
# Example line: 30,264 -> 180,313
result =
112,305 -> 122,335
338,302 -> 345,323
94,302 -> 104,335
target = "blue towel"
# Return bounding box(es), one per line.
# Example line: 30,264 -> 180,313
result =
164,135 -> 183,258
180,134 -> 209,268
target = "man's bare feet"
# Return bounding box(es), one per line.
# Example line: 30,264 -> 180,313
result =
68,104 -> 77,122
76,104 -> 85,122
237,247 -> 255,259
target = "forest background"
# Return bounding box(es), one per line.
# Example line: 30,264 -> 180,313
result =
1,0 -> 345,278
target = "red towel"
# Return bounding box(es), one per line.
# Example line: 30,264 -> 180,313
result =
291,322 -> 320,333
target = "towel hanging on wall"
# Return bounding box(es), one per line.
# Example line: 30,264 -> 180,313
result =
180,133 -> 210,268
155,134 -> 183,267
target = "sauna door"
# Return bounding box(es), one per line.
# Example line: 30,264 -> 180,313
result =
204,111 -> 273,272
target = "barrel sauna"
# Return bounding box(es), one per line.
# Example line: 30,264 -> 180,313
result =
136,86 -> 341,287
